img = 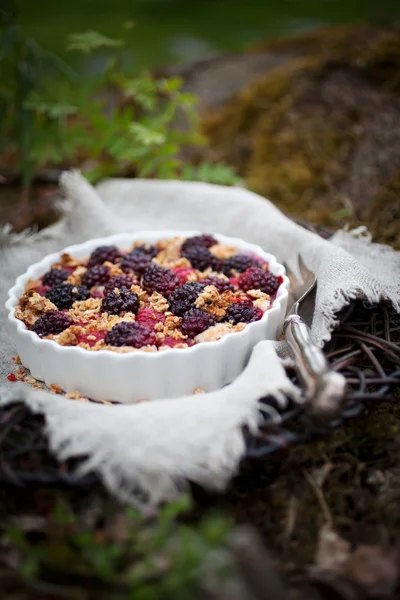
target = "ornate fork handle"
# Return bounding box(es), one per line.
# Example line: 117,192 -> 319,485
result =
283,314 -> 346,419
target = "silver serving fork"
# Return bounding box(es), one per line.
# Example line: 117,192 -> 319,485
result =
283,256 -> 346,420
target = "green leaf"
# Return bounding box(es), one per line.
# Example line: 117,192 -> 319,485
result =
67,30 -> 123,54
122,77 -> 158,111
130,123 -> 166,147
24,95 -> 78,119
182,162 -> 243,186
158,495 -> 192,526
159,76 -> 183,93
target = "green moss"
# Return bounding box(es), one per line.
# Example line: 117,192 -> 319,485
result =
201,25 -> 400,239
202,55 -> 359,225
364,170 -> 400,249
249,23 -> 376,59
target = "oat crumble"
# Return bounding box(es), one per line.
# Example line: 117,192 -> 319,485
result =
15,234 -> 283,352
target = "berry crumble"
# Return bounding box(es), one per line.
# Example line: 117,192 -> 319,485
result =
15,234 -> 283,352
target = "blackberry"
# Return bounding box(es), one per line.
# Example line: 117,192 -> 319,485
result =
201,276 -> 233,293
82,264 -> 110,288
225,301 -> 263,325
134,244 -> 159,258
101,290 -> 139,315
32,310 -> 73,336
42,268 -> 69,287
181,308 -> 215,338
238,267 -> 281,295
181,234 -> 217,253
222,254 -> 258,276
46,283 -> 90,310
104,274 -> 135,295
181,246 -> 221,272
120,250 -> 152,275
142,264 -> 180,297
105,321 -> 156,348
87,245 -> 121,267
168,282 -> 206,316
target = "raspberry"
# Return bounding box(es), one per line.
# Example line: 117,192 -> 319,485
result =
238,267 -> 281,295
134,244 -> 159,258
222,254 -> 258,276
101,290 -> 139,315
91,289 -> 104,300
172,267 -> 197,285
225,301 -> 263,324
104,274 -> 135,295
160,336 -> 192,349
82,264 -> 110,288
201,276 -> 233,293
142,264 -> 180,297
181,308 -> 216,338
42,268 -> 69,287
105,321 -> 156,348
35,285 -> 50,297
120,250 -> 153,275
181,234 -> 218,252
46,284 -> 90,309
78,330 -> 105,348
181,246 -> 221,272
87,245 -> 121,267
136,307 -> 166,330
168,282 -> 206,316
32,310 -> 73,336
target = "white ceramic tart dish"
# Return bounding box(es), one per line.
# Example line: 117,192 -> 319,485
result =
6,231 -> 289,403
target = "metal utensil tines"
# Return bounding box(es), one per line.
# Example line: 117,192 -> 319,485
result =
283,256 -> 346,420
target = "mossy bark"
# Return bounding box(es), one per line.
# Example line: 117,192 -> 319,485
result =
199,25 -> 400,248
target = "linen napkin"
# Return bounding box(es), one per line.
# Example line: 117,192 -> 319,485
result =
1,171 -> 399,506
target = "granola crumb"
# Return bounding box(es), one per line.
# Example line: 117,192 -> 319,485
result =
209,244 -> 237,260
194,322 -> 245,343
54,325 -> 85,346
246,289 -> 271,312
148,292 -> 169,313
69,297 -> 102,318
12,355 -> 22,364
67,265 -> 87,286
49,384 -> 63,394
103,261 -> 124,277
17,368 -> 27,380
25,278 -> 41,291
15,291 -> 57,327
59,252 -> 85,268
193,387 -> 205,394
194,285 -> 230,319
66,391 -> 89,402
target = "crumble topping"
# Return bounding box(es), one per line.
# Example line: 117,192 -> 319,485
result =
148,292 -> 169,313
195,322 -> 246,343
209,243 -> 237,259
16,233 -> 283,353
246,289 -> 271,312
58,252 -> 84,268
15,290 -> 57,326
194,286 -> 230,319
67,265 -> 87,285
